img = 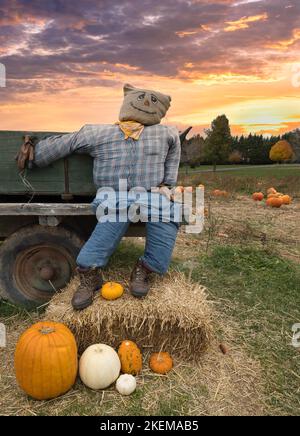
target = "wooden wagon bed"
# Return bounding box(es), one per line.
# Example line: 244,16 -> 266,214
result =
0,130 -> 95,197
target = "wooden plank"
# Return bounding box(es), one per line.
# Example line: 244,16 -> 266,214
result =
0,203 -> 94,216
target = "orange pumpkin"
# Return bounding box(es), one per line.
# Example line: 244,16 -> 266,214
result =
149,352 -> 173,375
118,340 -> 143,375
15,322 -> 78,400
281,195 -> 292,205
266,197 -> 283,208
221,191 -> 229,197
101,282 -> 124,300
252,192 -> 264,202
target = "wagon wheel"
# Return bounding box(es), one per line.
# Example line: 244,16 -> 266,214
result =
0,225 -> 85,308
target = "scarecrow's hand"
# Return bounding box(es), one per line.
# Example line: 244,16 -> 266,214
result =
152,185 -> 174,201
15,135 -> 36,172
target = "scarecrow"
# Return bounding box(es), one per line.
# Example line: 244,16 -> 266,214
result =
16,84 -> 185,310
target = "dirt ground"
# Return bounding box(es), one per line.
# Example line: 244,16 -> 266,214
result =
175,195 -> 300,262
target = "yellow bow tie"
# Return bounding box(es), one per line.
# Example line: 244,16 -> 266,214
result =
116,121 -> 145,140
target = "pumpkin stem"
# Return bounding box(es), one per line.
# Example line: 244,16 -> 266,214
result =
39,327 -> 56,335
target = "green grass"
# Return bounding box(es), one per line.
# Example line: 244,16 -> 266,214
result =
220,167 -> 300,179
0,300 -> 32,320
180,164 -> 300,177
188,245 -> 300,415
220,167 -> 300,178
179,167 -> 300,197
109,241 -> 144,269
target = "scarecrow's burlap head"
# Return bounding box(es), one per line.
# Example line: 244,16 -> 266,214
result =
119,84 -> 172,126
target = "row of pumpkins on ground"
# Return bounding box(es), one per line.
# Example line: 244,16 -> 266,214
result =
210,186 -> 293,208
15,320 -> 173,401
252,187 -> 293,208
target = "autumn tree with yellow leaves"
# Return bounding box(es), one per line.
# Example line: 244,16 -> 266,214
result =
269,140 -> 294,163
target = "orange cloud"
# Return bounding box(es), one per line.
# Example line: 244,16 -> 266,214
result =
266,28 -> 300,50
114,63 -> 140,71
0,13 -> 48,26
178,71 -> 279,85
176,30 -> 199,38
176,25 -> 209,38
225,13 -> 268,32
248,122 -> 300,136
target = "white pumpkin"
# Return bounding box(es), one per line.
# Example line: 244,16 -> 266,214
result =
79,344 -> 121,390
116,374 -> 137,396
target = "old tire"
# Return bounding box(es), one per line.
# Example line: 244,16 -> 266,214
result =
0,225 -> 85,308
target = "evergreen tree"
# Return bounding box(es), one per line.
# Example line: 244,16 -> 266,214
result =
203,115 -> 232,171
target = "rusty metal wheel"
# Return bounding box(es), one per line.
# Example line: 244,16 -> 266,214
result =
0,225 -> 85,308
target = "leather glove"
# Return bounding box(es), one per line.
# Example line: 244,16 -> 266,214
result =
15,135 -> 36,171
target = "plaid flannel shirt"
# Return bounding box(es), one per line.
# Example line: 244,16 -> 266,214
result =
34,124 -> 181,191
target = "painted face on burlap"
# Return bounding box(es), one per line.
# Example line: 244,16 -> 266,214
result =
119,84 -> 172,126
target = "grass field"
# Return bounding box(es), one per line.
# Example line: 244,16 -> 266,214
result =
179,164 -> 300,175
0,167 -> 299,416
179,164 -> 300,198
180,164 -> 300,184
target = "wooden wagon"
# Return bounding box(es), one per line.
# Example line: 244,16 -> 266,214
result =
0,128 -> 191,307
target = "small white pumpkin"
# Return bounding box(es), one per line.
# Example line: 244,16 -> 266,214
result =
79,344 -> 121,390
116,374 -> 137,396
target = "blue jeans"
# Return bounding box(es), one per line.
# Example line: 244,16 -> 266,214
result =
76,192 -> 181,274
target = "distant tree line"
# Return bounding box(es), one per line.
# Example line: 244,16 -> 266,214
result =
181,115 -> 300,167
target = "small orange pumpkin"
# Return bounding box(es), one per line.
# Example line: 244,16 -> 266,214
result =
15,322 -> 78,400
221,190 -> 229,197
149,352 -> 173,375
281,195 -> 292,205
118,340 -> 143,375
266,197 -> 283,208
252,192 -> 264,201
101,282 -> 124,300
212,189 -> 222,197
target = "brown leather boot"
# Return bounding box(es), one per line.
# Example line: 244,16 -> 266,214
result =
72,267 -> 103,310
130,260 -> 154,298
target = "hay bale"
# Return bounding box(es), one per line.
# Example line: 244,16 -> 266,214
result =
46,270 -> 213,360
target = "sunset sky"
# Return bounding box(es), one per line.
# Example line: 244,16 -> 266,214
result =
0,0 -> 299,137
